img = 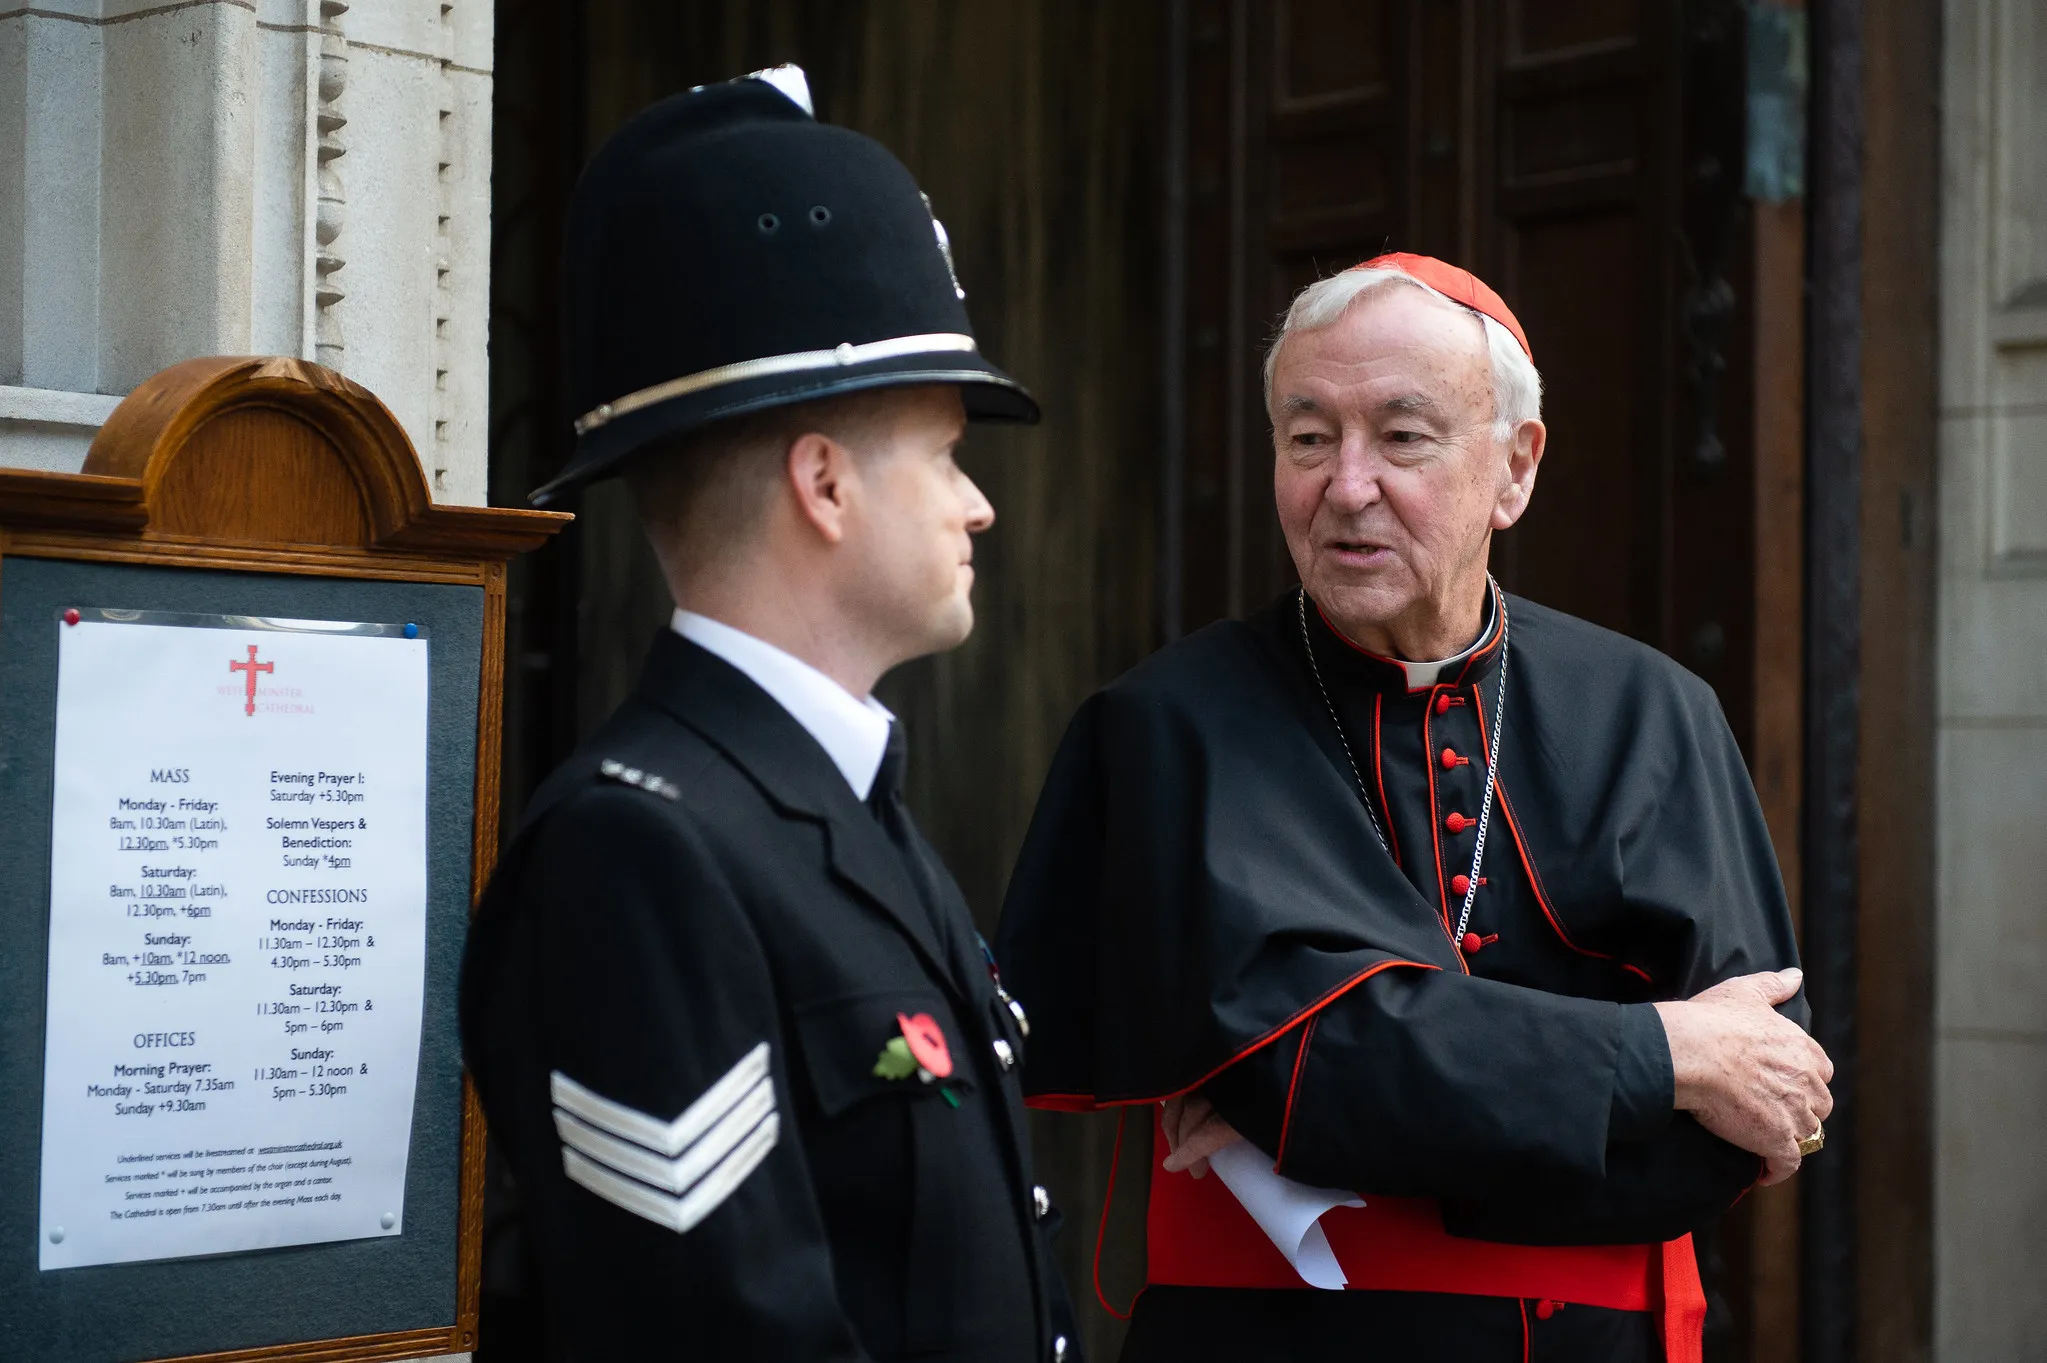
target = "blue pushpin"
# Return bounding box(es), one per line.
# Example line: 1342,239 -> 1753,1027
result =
403,623 -> 419,639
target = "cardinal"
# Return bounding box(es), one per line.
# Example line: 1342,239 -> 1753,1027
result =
994,254 -> 1832,1363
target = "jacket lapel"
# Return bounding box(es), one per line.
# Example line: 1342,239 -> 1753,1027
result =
633,632 -> 961,994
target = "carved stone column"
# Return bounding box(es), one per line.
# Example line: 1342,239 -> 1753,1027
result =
0,0 -> 493,507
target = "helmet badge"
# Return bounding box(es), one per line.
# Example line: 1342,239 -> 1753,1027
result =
921,192 -> 967,301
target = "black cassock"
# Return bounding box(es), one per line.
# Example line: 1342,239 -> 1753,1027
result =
462,632 -> 1078,1362
994,588 -> 1805,1363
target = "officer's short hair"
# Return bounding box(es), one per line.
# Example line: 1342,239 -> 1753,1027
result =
622,390 -> 899,580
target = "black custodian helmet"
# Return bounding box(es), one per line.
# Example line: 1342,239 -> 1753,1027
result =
534,66 -> 1038,505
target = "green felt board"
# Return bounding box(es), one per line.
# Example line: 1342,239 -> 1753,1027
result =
0,556 -> 482,1363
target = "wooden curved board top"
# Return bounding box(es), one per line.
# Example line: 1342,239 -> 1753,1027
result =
16,356 -> 575,560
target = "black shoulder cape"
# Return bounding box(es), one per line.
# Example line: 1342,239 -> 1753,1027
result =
993,590 -> 1798,1108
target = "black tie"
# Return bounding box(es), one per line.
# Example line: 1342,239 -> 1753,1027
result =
869,724 -> 966,976
868,722 -> 909,824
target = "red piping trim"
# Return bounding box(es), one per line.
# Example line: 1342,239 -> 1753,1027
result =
1372,694 -> 1401,866
1275,1017 -> 1317,1172
1423,701 -> 1467,974
1729,1161 -> 1765,1208
1471,690 -> 1659,988
1024,1093 -> 1101,1112
1314,603 -> 1436,694
1449,591 -> 1508,687
1520,1298 -> 1531,1361
1025,957 -> 1441,1112
1092,1106 -> 1136,1320
1490,777 -> 1605,959
1313,593 -> 1506,695
1130,958 -> 1436,1105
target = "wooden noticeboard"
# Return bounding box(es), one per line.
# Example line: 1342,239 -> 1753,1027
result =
0,357 -> 568,1363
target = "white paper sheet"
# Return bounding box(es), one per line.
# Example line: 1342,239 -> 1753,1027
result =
37,614 -> 430,1270
1207,1140 -> 1366,1290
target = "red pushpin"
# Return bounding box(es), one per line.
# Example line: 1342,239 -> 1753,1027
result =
62,608 -> 80,626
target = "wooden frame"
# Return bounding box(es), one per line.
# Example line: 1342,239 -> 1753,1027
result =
0,355 -> 567,1363
1849,0 -> 1939,1355
1741,185 -> 1808,1363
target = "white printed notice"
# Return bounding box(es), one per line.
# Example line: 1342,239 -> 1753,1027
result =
37,610 -> 430,1271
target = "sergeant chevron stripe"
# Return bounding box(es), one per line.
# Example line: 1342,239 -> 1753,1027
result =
549,1041 -> 778,1234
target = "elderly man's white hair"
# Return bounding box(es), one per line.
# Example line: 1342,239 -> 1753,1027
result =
1263,267 -> 1544,442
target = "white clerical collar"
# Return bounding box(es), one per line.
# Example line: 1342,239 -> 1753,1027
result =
671,609 -> 894,800
1387,588 -> 1498,688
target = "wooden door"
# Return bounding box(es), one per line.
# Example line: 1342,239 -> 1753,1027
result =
1168,0 -> 1761,754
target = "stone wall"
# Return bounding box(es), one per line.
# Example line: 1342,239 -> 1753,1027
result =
1936,0 -> 2047,1356
0,0 -> 491,504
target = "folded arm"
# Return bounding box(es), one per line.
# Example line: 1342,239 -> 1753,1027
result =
1189,964 -> 1820,1245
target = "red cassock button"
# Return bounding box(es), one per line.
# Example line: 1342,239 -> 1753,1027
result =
1434,693 -> 1452,716
1445,812 -> 1467,832
1535,1299 -> 1557,1320
1440,747 -> 1459,770
1451,874 -> 1471,896
1460,931 -> 1482,954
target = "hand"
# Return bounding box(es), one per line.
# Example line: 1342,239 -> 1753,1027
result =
1653,968 -> 1833,1185
1160,1094 -> 1244,1179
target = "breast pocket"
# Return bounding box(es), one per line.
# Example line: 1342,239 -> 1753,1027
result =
792,988 -> 974,1115
789,988 -> 974,1355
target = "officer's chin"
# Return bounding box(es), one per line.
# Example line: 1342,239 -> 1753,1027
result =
913,592 -> 977,661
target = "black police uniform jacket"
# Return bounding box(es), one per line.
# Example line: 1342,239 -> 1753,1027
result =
993,589 -> 1807,1362
462,631 -> 1075,1362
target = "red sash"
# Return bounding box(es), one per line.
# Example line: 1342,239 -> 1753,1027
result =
1143,1119 -> 1705,1363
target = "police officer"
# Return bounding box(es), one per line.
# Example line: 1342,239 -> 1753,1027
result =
460,68 -> 1077,1362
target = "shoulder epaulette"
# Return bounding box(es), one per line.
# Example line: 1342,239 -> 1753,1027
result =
598,758 -> 682,801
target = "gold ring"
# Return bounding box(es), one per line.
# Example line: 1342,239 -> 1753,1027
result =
1797,1124 -> 1825,1158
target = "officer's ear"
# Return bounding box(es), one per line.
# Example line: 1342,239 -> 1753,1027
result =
784,429 -> 863,546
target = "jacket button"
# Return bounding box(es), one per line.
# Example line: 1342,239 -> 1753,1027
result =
1033,1185 -> 1050,1220
1434,692 -> 1453,715
1535,1298 -> 1559,1320
1450,873 -> 1471,896
1461,931 -> 1483,954
1054,1335 -> 1069,1362
1440,746 -> 1460,770
1445,812 -> 1467,832
993,1038 -> 1015,1070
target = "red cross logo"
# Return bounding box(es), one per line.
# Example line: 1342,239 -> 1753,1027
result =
229,644 -> 274,716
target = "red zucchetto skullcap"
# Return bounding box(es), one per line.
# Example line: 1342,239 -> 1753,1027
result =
1350,252 -> 1531,360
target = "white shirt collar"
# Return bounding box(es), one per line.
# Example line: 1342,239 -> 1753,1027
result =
1395,638 -> 1482,689
1388,587 -> 1499,688
670,609 -> 895,800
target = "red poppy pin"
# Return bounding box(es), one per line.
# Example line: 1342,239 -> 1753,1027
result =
873,1011 -> 954,1083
